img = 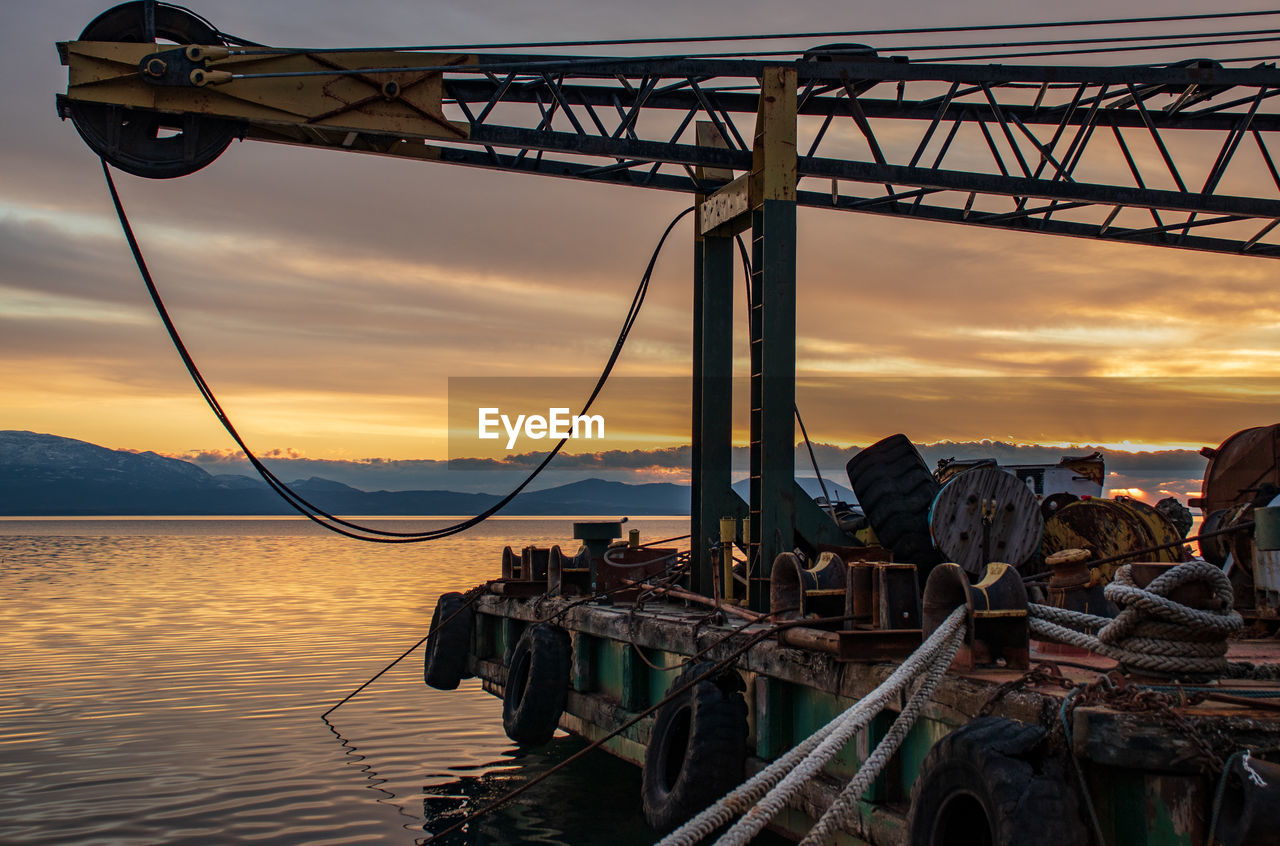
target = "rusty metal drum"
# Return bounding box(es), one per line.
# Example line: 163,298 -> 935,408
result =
1196,424 -> 1280,516
1041,496 -> 1184,585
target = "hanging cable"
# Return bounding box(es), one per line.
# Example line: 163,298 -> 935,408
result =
795,407 -> 837,519
217,30 -> 1280,87
222,10 -> 1280,56
101,158 -> 692,542
222,29 -> 1280,81
846,26 -> 1280,56
580,27 -> 1280,62
930,33 -> 1280,63
654,27 -> 1280,60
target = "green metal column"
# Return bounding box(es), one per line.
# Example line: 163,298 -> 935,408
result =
691,121 -> 737,597
694,235 -> 735,596
749,201 -> 796,610
691,236 -> 705,592
747,68 -> 798,612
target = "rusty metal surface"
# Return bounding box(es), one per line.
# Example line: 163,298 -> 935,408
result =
779,626 -> 925,662
1042,497 -> 1184,585
922,562 -> 1029,671
770,551 -> 848,621
596,546 -> 677,592
468,588 -> 1280,846
1046,549 -> 1114,618
874,563 -> 920,630
1198,425 -> 1280,516
475,591 -> 1280,744
834,628 -> 924,662
63,41 -> 470,138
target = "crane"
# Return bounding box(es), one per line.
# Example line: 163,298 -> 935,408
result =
59,1 -> 1280,608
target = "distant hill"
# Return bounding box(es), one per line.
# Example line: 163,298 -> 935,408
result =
734,477 -> 857,504
0,431 -> 690,516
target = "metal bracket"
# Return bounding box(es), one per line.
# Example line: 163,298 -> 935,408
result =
922,561 -> 1030,670
137,47 -> 204,86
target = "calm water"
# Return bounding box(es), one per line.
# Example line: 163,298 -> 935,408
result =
0,517 -> 696,845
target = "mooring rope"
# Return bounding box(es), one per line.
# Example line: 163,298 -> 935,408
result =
656,606 -> 966,846
1028,561 -> 1243,678
798,630 -> 963,845
662,561 -> 1255,845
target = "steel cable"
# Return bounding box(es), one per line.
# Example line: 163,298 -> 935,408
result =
223,31 -> 1280,80
223,10 -> 1280,56
103,156 -> 691,542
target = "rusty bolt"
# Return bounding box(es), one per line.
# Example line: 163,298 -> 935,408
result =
382,80 -> 400,99
145,58 -> 167,77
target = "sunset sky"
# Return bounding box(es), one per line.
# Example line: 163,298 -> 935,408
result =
4,0 -> 1280,493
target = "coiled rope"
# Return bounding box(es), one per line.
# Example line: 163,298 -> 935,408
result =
1028,561 -> 1243,678
657,606 -> 966,846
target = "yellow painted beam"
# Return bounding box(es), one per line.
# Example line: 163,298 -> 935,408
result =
61,41 -> 470,142
750,66 -> 797,206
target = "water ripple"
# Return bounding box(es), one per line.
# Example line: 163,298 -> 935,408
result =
0,518 -> 732,845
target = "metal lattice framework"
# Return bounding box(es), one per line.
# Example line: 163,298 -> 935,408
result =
224,55 -> 1280,257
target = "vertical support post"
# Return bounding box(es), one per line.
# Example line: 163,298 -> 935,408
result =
692,122 -> 737,597
692,238 -> 705,589
748,67 -> 798,612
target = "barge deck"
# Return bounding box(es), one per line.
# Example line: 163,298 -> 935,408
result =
464,587 -> 1280,845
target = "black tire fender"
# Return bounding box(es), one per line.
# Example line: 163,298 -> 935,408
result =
641,663 -> 748,832
424,592 -> 474,691
846,433 -> 942,576
907,716 -> 1088,846
502,623 -> 571,745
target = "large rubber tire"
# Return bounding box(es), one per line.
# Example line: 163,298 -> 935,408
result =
502,624 -> 571,745
424,592 -> 474,690
907,717 -> 1087,846
847,434 -> 942,573
641,663 -> 748,832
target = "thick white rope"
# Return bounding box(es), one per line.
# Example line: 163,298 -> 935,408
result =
798,619 -> 964,845
656,607 -> 966,846
1029,561 -> 1242,677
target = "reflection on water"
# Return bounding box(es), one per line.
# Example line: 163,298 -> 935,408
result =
0,517 -> 697,845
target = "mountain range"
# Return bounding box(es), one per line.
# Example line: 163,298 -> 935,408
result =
0,431 -> 702,516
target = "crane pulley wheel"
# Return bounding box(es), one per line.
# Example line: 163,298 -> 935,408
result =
67,1 -> 239,178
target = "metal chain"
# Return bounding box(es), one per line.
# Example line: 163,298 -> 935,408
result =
977,660 -> 1077,717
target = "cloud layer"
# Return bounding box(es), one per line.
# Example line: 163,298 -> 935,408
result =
5,0 -> 1280,461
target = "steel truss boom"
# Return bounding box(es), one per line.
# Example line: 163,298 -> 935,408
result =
59,35 -> 1280,257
